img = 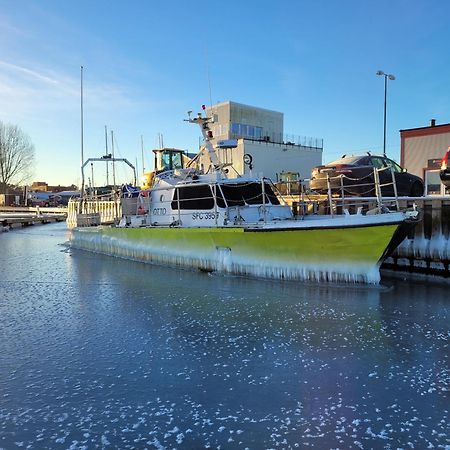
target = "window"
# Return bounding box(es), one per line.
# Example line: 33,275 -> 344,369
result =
328,156 -> 369,166
424,169 -> 443,195
161,151 -> 183,171
370,157 -> 386,169
385,158 -> 403,173
230,123 -> 263,140
171,185 -> 214,210
216,182 -> 280,208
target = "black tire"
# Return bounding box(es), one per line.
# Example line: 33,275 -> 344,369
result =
410,182 -> 424,197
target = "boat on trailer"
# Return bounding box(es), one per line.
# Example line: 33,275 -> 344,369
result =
70,109 -> 419,284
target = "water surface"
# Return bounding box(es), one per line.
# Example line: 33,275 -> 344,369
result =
0,223 -> 449,449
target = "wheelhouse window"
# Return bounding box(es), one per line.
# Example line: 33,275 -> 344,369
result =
171,185 -> 214,210
160,150 -> 183,172
216,182 -> 280,207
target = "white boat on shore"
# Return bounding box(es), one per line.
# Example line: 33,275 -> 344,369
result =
69,109 -> 419,284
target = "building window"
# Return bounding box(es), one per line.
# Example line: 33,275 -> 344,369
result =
230,123 -> 263,140
424,170 -> 443,195
231,123 -> 240,135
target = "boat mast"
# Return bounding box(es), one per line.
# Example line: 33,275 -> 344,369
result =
105,125 -> 109,186
111,130 -> 116,191
141,135 -> 145,175
80,66 -> 85,196
185,107 -> 221,170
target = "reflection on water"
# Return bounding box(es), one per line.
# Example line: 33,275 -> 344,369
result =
0,223 -> 448,449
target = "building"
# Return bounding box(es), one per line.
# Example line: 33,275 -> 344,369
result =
31,181 -> 78,192
400,119 -> 450,194
194,101 -> 323,182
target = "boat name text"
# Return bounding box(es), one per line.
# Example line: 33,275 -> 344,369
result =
192,212 -> 219,220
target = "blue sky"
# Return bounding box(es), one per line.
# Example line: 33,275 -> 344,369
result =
0,0 -> 449,187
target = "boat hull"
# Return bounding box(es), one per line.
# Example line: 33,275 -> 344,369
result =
70,222 -> 402,284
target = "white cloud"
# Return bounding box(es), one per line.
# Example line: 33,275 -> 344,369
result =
0,60 -> 59,85
0,59 -> 137,123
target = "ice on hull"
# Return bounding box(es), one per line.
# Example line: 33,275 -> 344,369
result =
69,225 -> 398,284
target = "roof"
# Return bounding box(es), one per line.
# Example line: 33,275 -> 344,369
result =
400,123 -> 450,135
207,100 -> 282,116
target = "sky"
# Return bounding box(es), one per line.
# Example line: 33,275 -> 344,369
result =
0,0 -> 449,187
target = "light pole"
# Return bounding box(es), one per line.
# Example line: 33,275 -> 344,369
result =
376,70 -> 395,157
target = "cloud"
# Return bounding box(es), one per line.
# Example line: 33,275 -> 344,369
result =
0,60 -> 59,85
0,59 -> 136,122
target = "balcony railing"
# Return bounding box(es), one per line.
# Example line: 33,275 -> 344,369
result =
211,123 -> 323,149
229,130 -> 323,149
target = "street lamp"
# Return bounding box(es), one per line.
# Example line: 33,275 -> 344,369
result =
376,70 -> 395,157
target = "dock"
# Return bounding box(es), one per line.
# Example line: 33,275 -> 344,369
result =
0,206 -> 67,232
383,197 -> 450,277
284,194 -> 450,278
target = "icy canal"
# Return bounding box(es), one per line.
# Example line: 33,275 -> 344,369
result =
0,223 -> 449,450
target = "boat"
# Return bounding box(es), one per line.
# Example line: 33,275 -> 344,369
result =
69,109 -> 419,284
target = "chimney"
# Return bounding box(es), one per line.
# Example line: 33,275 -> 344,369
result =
430,118 -> 436,127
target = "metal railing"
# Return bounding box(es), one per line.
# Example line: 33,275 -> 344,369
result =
222,124 -> 323,149
67,196 -> 121,228
278,166 -> 403,217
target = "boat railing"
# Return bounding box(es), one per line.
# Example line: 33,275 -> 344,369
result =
67,195 -> 121,228
278,165 -> 403,216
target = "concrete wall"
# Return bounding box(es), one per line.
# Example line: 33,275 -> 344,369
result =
207,101 -> 283,142
207,102 -> 231,140
383,197 -> 450,277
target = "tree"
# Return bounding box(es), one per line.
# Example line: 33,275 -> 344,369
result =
0,121 -> 35,194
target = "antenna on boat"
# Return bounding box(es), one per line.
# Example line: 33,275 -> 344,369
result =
204,46 -> 213,109
184,105 -> 221,172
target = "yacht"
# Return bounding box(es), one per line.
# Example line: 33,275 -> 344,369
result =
70,109 -> 419,283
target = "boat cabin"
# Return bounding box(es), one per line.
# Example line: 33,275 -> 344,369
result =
153,148 -> 186,174
123,169 -> 293,228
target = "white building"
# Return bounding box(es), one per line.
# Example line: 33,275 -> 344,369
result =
193,101 -> 323,182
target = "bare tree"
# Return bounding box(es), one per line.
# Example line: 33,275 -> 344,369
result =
0,121 -> 35,194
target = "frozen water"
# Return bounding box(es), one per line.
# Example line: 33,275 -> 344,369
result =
0,223 -> 448,449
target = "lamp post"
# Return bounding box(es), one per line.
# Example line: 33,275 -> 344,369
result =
376,70 -> 395,157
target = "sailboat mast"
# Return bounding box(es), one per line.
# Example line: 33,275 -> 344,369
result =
80,66 -> 85,195
105,125 -> 109,185
141,135 -> 145,175
111,130 -> 116,190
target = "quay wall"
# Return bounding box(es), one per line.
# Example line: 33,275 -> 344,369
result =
0,206 -> 67,231
383,197 -> 450,277
287,195 -> 450,277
